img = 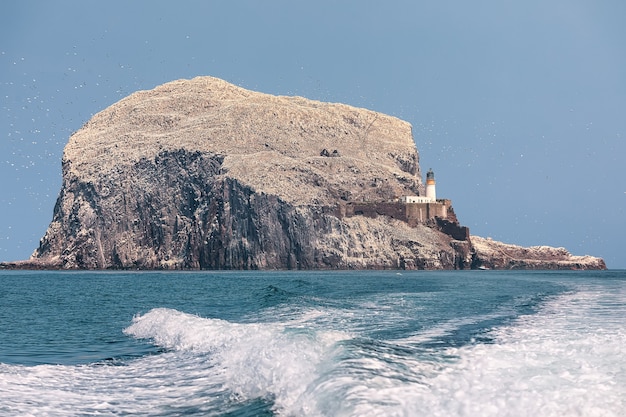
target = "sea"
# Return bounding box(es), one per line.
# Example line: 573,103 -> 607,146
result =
0,270 -> 624,417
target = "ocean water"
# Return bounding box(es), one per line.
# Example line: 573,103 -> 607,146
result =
0,270 -> 624,416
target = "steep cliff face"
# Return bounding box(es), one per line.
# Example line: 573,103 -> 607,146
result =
33,146 -> 471,270
21,76 -> 604,270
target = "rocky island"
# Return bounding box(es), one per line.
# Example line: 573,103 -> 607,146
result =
3,76 -> 606,270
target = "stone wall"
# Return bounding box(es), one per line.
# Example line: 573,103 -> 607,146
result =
434,218 -> 470,241
338,201 -> 408,223
405,202 -> 447,225
337,200 -> 468,241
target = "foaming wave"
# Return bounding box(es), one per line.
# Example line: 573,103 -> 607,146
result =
0,308 -> 350,416
419,286 -> 626,417
2,285 -> 624,417
0,353 -> 230,415
290,285 -> 626,417
124,308 -> 350,414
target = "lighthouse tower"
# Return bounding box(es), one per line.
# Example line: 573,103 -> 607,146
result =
425,168 -> 436,201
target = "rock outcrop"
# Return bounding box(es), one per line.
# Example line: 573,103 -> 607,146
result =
471,236 -> 606,270
6,76 -> 605,270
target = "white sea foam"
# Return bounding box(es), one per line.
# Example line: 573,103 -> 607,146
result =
420,286 -> 626,417
1,285 -> 624,416
0,308 -> 349,416
291,285 -> 626,417
124,307 -> 350,414
0,353 -> 227,415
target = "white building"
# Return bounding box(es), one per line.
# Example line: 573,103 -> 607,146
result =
401,196 -> 433,204
401,168 -> 438,204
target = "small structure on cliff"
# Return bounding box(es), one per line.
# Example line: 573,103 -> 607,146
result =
400,168 -> 448,222
425,168 -> 436,201
400,168 -> 436,204
339,168 -> 470,241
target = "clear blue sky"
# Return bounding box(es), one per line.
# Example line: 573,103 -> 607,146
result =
2,1 -> 625,268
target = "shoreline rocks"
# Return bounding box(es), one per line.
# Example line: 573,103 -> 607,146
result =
471,236 -> 606,270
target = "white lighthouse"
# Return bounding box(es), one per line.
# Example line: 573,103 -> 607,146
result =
425,168 -> 436,202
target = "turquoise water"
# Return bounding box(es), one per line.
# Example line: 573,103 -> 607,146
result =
1,270 -> 625,416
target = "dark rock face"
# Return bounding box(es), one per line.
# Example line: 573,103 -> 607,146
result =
33,148 -> 474,270
12,76 -> 605,270
36,150 -> 309,269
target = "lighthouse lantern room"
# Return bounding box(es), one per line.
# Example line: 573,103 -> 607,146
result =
425,168 -> 436,202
